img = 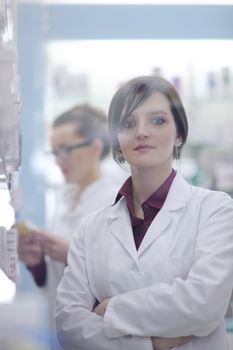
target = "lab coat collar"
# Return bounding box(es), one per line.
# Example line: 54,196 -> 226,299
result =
106,172 -> 192,261
162,171 -> 191,211
107,172 -> 191,218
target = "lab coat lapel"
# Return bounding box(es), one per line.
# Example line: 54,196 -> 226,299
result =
107,173 -> 191,261
108,199 -> 139,265
138,173 -> 192,256
138,208 -> 172,256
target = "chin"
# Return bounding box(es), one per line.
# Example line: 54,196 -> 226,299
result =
130,159 -> 155,168
132,161 -> 166,172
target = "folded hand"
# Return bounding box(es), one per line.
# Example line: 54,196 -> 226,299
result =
152,335 -> 193,349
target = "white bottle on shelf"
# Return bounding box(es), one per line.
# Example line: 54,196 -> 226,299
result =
0,226 -> 18,282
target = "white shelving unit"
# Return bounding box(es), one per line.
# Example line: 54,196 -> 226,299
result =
0,0 -> 21,286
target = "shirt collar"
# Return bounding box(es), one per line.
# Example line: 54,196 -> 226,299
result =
115,169 -> 177,212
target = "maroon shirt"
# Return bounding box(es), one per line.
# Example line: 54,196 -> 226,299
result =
115,169 -> 176,250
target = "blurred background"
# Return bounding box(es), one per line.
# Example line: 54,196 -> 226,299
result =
1,0 -> 233,349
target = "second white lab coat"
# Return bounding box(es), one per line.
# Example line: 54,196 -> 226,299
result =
45,177 -> 118,349
55,173 -> 233,350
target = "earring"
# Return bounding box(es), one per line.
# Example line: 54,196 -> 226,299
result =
175,139 -> 182,148
174,142 -> 182,159
116,149 -> 125,164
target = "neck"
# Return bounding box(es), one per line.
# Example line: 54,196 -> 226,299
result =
131,164 -> 173,206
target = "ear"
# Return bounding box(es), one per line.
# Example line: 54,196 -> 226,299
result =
175,135 -> 182,147
91,138 -> 103,159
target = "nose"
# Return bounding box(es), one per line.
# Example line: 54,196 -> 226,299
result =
56,156 -> 66,168
136,119 -> 150,140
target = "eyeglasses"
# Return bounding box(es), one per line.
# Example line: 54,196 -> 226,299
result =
50,140 -> 93,159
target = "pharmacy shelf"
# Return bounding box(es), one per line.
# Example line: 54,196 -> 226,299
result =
0,0 -> 20,283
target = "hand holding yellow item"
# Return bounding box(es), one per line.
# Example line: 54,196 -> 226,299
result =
14,220 -> 38,236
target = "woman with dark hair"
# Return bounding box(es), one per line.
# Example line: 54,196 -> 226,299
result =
55,77 -> 233,350
18,103 -> 117,349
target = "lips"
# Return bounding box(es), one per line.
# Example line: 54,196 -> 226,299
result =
134,144 -> 154,150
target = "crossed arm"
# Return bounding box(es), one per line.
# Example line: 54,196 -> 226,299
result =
93,299 -> 192,349
55,228 -> 197,350
55,197 -> 233,350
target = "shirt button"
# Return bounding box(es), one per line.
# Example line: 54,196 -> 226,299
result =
143,203 -> 149,209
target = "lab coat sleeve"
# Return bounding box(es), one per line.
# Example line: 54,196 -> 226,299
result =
54,220 -> 153,350
104,193 -> 233,339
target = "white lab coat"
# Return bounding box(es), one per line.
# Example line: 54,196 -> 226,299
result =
45,177 -> 118,349
55,173 -> 233,350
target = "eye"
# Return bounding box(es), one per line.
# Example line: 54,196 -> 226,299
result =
119,118 -> 136,130
151,117 -> 165,125
52,146 -> 70,158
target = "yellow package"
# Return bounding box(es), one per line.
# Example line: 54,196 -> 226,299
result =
14,221 -> 36,236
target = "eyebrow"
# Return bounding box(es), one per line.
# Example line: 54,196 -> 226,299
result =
121,110 -> 169,121
147,110 -> 169,116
